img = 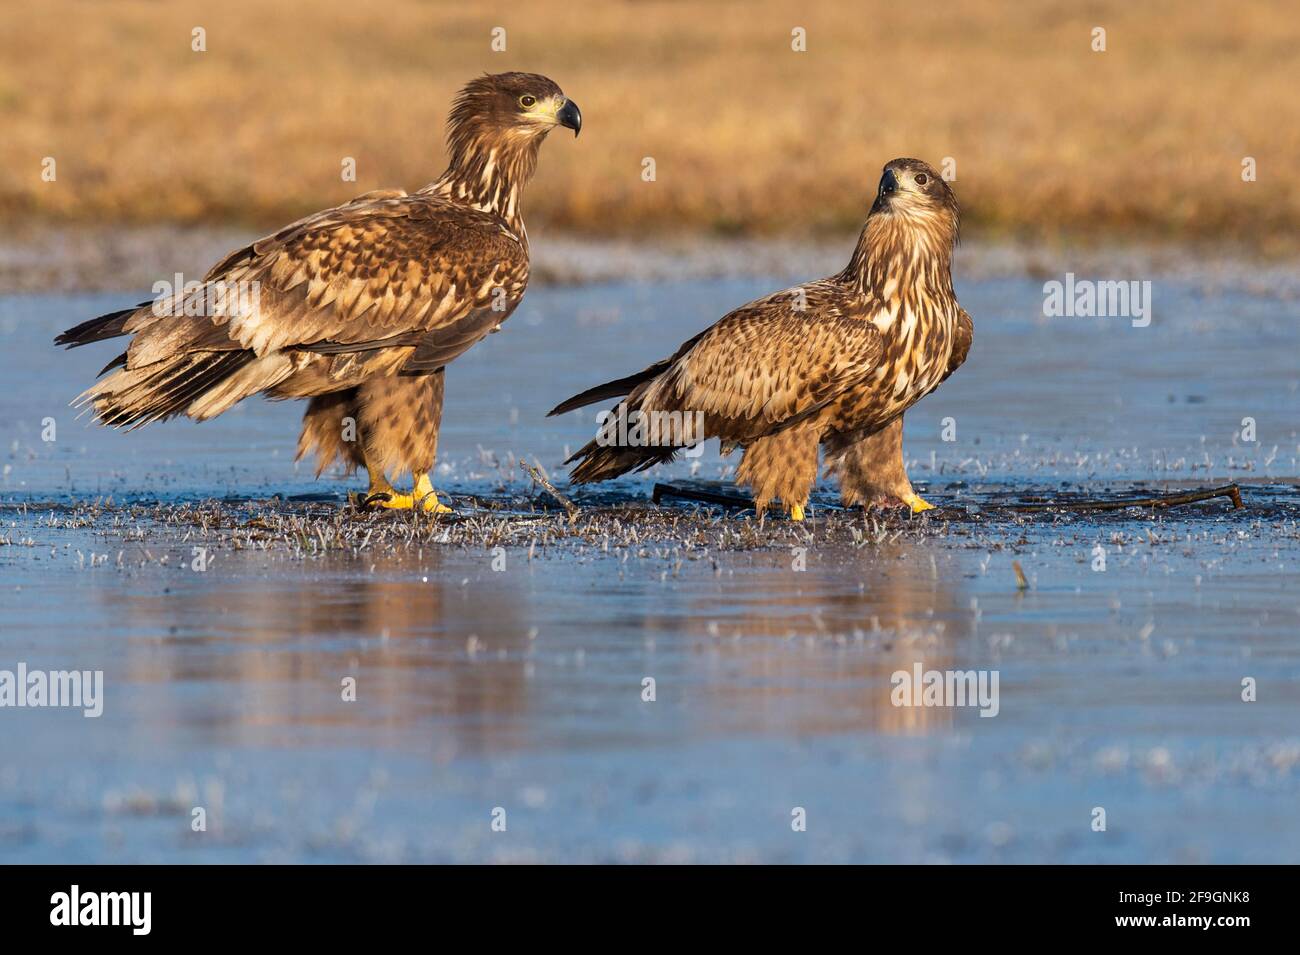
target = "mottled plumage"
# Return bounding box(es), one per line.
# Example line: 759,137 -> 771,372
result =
551,158 -> 972,517
56,72 -> 581,510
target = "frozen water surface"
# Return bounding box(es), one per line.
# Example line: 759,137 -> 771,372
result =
1,262 -> 1297,862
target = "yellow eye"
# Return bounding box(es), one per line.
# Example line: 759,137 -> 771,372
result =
519,94 -> 537,109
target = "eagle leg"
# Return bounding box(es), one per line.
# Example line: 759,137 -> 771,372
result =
348,372 -> 450,512
735,422 -> 819,521
824,415 -> 935,515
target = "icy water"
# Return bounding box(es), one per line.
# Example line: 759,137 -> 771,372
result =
1,264 -> 1298,863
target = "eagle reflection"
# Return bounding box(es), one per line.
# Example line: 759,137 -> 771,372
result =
657,538 -> 972,736
109,550 -> 536,753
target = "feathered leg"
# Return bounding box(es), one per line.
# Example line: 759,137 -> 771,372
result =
734,420 -> 820,520
353,371 -> 451,513
297,389 -> 365,476
824,414 -> 933,513
296,388 -> 398,504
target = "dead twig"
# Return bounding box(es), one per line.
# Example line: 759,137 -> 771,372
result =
1007,484 -> 1243,512
520,459 -> 580,525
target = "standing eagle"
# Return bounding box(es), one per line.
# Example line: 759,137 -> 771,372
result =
550,158 -> 971,519
56,73 -> 581,512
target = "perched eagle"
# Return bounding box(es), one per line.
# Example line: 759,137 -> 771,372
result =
550,158 -> 972,519
56,73 -> 581,512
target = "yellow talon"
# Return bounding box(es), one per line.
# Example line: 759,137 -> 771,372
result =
412,472 -> 454,514
902,492 -> 935,514
354,469 -> 453,513
369,491 -> 416,509
789,502 -> 806,521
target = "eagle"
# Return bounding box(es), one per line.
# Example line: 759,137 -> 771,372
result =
55,72 -> 581,512
549,158 -> 972,519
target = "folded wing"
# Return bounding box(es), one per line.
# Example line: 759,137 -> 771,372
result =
59,194 -> 528,427
557,282 -> 884,482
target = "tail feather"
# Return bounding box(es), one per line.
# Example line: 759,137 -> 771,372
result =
97,351 -> 128,376
562,390 -> 689,483
54,305 -> 146,348
566,438 -> 677,484
79,351 -> 258,429
153,352 -> 254,419
548,362 -> 672,417
186,352 -> 294,420
61,299 -> 296,430
551,365 -> 677,482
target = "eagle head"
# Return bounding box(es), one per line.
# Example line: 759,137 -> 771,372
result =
870,158 -> 959,240
448,72 -> 582,146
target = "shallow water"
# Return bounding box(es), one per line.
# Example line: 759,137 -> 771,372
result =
1,265 -> 1298,862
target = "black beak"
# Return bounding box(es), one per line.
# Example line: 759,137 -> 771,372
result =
878,168 -> 898,198
870,168 -> 898,213
557,99 -> 582,137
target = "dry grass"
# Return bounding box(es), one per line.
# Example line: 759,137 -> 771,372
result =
2,0 -> 1298,242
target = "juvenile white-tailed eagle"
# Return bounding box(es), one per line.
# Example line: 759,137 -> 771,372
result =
57,72 -> 581,512
550,158 -> 971,519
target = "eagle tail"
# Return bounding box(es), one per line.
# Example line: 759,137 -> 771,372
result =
54,305 -> 145,348
547,364 -> 669,417
561,386 -> 697,483
76,350 -> 293,429
564,437 -> 677,484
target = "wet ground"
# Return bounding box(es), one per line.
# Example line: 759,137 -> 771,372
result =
1,253 -> 1298,862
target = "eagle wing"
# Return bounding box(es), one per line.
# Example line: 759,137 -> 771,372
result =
638,283 -> 884,441
122,193 -> 527,372
59,192 -> 529,427
939,306 -> 973,384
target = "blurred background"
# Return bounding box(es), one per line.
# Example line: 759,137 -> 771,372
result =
3,0 -> 1298,246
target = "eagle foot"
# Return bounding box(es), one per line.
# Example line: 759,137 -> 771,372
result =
860,493 -> 936,514
353,490 -> 453,513
351,472 -> 453,514
901,492 -> 935,514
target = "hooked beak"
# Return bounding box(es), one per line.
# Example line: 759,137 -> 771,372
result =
880,168 -> 898,195
557,98 -> 582,137
871,168 -> 898,213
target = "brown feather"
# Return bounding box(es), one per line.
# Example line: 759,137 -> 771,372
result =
556,158 -> 972,512
56,72 -> 575,484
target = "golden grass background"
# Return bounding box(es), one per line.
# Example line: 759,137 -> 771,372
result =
3,0 -> 1298,241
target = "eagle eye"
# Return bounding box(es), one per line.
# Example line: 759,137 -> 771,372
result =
519,94 -> 537,109
914,173 -> 929,186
